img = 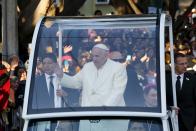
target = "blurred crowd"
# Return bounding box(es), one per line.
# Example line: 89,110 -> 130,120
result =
0,55 -> 26,131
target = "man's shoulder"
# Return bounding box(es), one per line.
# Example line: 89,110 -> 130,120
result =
184,71 -> 194,76
83,62 -> 94,68
108,59 -> 124,67
184,72 -> 195,81
35,74 -> 45,81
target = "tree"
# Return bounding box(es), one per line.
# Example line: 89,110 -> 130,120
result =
18,0 -> 86,44
17,0 -> 86,61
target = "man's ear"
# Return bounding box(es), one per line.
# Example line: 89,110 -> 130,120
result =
106,51 -> 110,57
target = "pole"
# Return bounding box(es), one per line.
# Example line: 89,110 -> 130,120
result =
169,18 -> 179,131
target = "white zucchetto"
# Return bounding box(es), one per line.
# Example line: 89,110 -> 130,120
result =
93,43 -> 109,51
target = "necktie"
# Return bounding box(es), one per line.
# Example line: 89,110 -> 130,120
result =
49,76 -> 55,107
176,75 -> 181,99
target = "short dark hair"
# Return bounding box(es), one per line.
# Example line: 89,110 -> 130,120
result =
174,53 -> 187,63
43,53 -> 57,63
94,10 -> 102,15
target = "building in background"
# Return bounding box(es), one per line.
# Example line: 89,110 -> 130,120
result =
0,0 -> 18,60
79,0 -> 114,16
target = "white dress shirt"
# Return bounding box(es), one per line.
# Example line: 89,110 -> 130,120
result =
45,73 -> 62,108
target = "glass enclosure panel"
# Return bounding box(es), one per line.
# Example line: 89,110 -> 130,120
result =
27,118 -> 163,131
28,16 -> 161,114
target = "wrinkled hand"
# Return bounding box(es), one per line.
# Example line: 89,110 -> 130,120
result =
56,89 -> 68,97
171,106 -> 180,114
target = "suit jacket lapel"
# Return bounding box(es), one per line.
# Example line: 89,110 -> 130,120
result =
40,75 -> 52,104
43,75 -> 50,95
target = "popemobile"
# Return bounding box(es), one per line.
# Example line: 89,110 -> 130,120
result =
22,13 -> 178,131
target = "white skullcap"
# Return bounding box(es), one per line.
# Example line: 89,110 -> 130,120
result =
93,44 -> 109,51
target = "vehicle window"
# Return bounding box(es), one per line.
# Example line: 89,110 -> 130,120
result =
27,118 -> 163,131
27,16 -> 161,114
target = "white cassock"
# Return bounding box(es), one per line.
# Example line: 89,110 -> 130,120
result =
61,59 -> 127,106
61,59 -> 128,131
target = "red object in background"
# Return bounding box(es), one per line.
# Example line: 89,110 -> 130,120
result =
0,69 -> 10,112
62,55 -> 72,61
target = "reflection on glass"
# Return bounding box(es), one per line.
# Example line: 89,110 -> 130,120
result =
28,119 -> 162,131
143,84 -> 157,107
128,121 -> 147,131
31,19 -> 159,110
127,119 -> 162,131
28,120 -> 79,131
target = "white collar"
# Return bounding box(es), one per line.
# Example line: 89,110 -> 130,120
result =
175,73 -> 184,79
45,73 -> 56,79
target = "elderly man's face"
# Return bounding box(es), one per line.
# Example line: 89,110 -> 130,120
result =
92,47 -> 108,69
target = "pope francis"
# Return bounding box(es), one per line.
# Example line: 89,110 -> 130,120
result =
60,43 -> 129,131
61,43 -> 127,107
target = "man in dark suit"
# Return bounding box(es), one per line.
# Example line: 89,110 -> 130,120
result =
32,53 -> 66,109
124,64 -> 144,107
166,53 -> 196,131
